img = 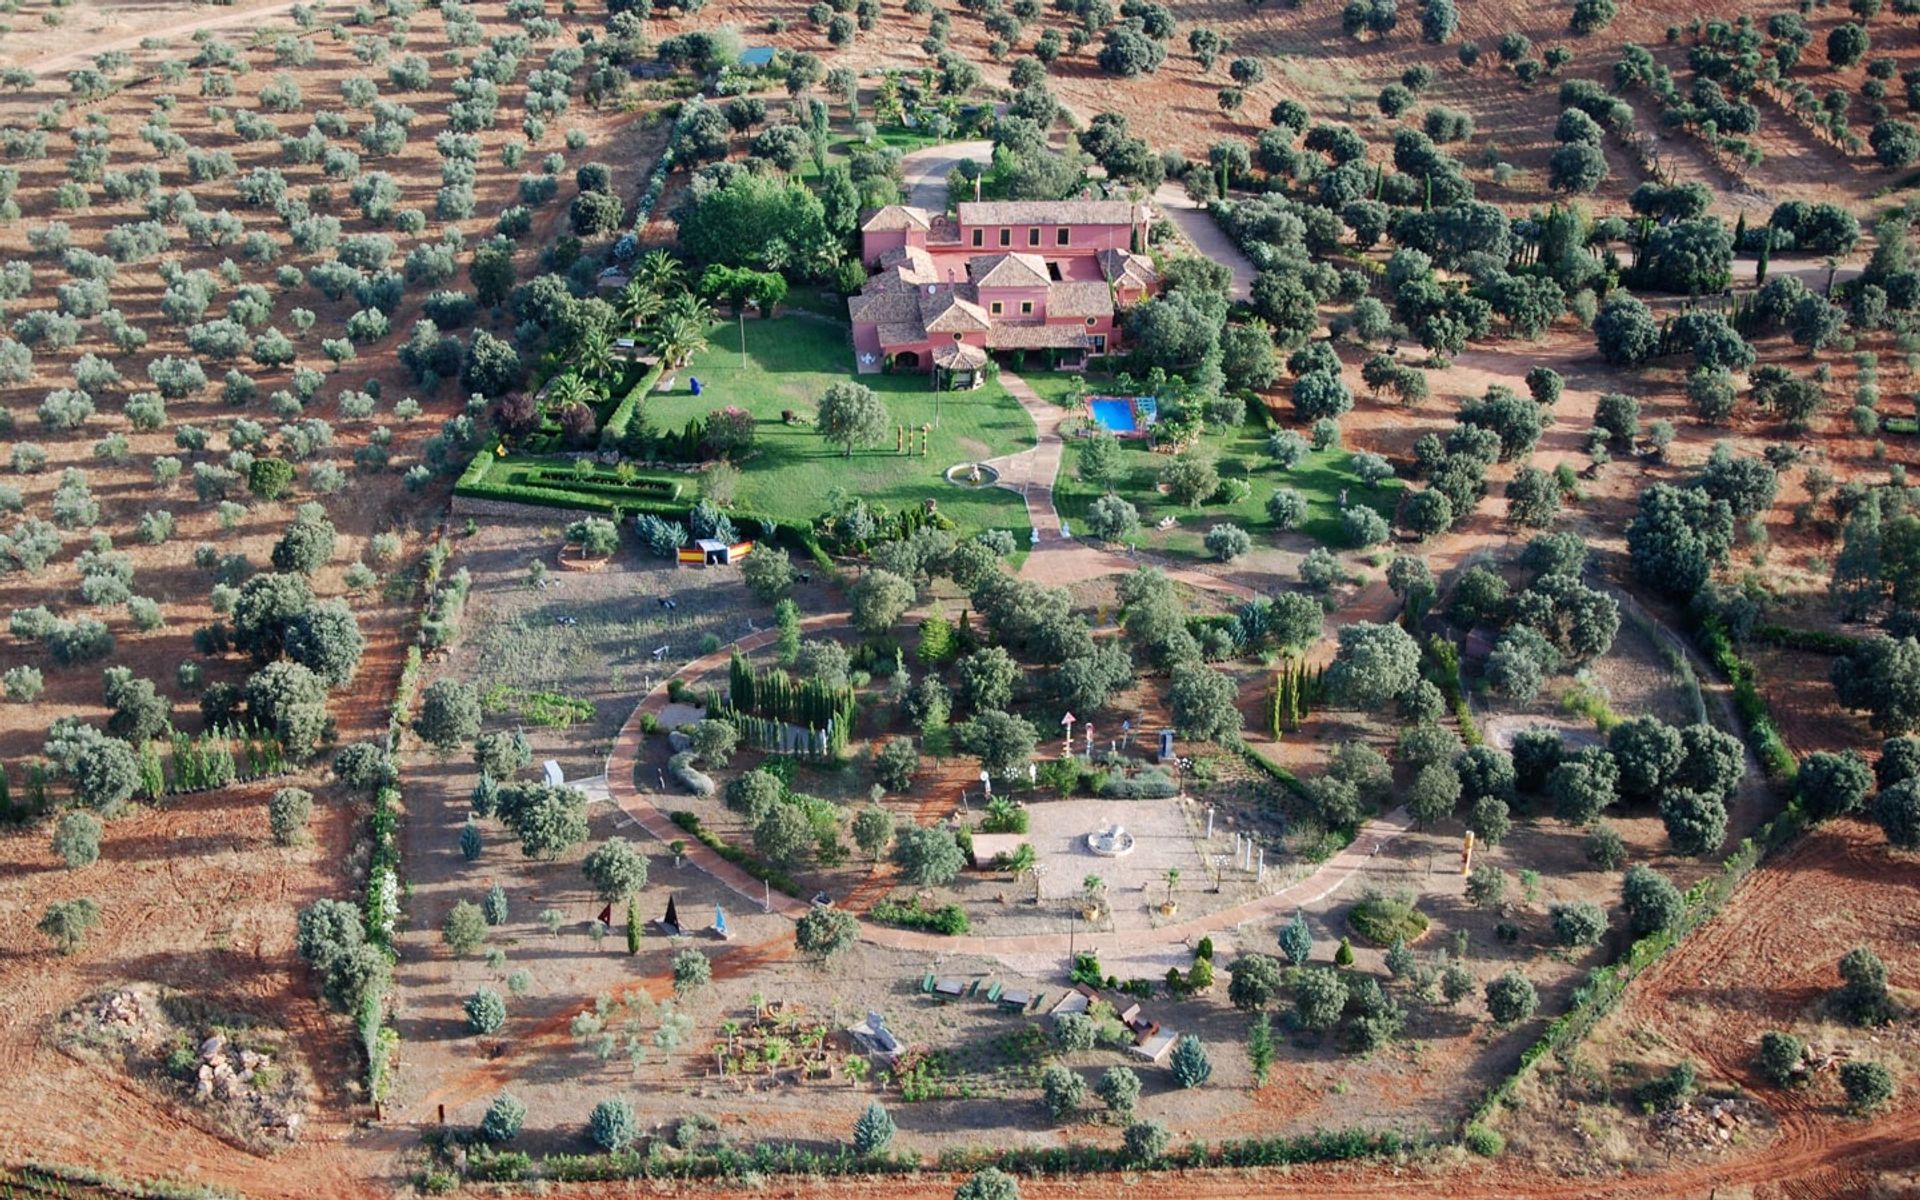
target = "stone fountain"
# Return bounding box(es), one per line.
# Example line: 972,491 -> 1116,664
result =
1085,824 -> 1136,858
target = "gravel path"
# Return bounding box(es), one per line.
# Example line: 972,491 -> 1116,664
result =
897,139 -> 994,211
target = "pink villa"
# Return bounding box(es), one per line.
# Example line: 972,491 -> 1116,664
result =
847,199 -> 1160,383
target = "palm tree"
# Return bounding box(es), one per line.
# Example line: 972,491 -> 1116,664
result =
634,248 -> 685,297
575,326 -> 615,382
662,290 -> 713,327
650,311 -> 710,369
616,279 -> 662,332
547,373 -> 593,410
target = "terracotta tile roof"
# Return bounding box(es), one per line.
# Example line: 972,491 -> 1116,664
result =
1098,247 -> 1159,290
848,288 -> 925,334
959,199 -> 1145,226
877,320 -> 928,346
1047,281 -> 1113,318
933,342 -> 990,369
985,322 -> 1091,349
877,245 -> 939,285
924,286 -> 991,333
860,204 -> 933,232
969,251 -> 1051,288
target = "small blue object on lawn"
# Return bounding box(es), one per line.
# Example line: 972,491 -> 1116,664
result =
690,376 -> 703,396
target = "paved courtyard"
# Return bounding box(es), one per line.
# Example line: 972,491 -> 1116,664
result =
1025,796 -> 1214,927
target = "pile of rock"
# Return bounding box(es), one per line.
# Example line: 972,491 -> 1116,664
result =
1651,1098 -> 1752,1148
92,989 -> 145,1029
192,1031 -> 304,1142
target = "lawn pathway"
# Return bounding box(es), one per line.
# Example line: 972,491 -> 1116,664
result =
601,611 -> 1414,964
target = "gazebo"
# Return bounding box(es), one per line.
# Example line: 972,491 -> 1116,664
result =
932,341 -> 988,391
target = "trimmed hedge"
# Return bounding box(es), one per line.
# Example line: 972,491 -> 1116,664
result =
599,360 -> 665,449
871,896 -> 970,935
480,1124 -> 1423,1184
520,468 -> 683,499
668,810 -> 802,897
1697,617 -> 1796,779
457,451 -> 832,565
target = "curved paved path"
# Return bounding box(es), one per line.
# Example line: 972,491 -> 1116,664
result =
601,615 -> 1414,961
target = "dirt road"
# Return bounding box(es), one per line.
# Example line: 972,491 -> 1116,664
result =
11,0 -> 307,76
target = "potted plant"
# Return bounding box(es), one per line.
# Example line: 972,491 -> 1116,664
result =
560,516 -> 620,571
1080,874 -> 1105,922
1159,867 -> 1180,916
670,839 -> 686,867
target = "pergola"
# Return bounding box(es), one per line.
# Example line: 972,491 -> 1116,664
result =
931,341 -> 989,391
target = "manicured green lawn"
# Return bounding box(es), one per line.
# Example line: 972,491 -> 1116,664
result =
645,315 -> 1037,538
1036,375 -> 1403,561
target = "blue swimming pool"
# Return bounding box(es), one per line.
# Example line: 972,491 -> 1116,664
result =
1090,396 -> 1142,435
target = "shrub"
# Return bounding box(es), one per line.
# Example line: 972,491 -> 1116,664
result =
1462,1123 -> 1504,1157
852,1101 -> 895,1154
1840,1060 -> 1894,1114
588,1096 -> 638,1150
480,1091 -> 526,1142
444,900 -> 487,956
465,987 -> 507,1034
1837,945 -> 1891,1025
1096,1065 -> 1142,1118
269,787 -> 314,846
1548,899 -> 1607,947
1634,1061 -> 1697,1112
1484,969 -> 1538,1024
1348,892 -> 1429,945
51,811 -> 102,868
1756,1030 -> 1804,1088
1169,1035 -> 1212,1088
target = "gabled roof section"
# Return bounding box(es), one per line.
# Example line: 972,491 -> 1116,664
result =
985,323 -> 1091,349
848,288 -> 925,337
861,204 -> 933,233
932,341 -> 990,369
876,245 -> 940,286
1097,248 -> 1159,291
969,252 -> 1052,289
923,285 -> 991,333
958,199 -> 1145,227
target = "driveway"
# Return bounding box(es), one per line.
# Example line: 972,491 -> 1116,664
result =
898,139 -> 994,211
1152,182 -> 1256,301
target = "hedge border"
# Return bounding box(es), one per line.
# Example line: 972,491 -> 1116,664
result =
461,1123 -> 1430,1184
668,809 -> 803,898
